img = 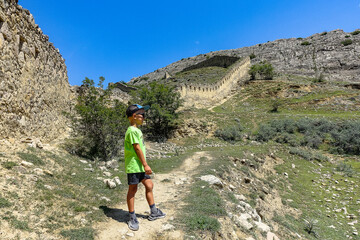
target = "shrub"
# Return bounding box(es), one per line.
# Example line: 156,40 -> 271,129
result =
249,53 -> 256,59
330,121 -> 360,155
0,197 -> 12,208
1,161 -> 17,169
351,30 -> 360,35
215,124 -> 244,142
68,77 -> 128,161
321,31 -> 327,36
131,82 -> 182,140
249,61 -> 274,80
336,162 -> 355,177
345,35 -> 350,38
341,39 -> 353,46
270,99 -> 282,112
301,41 -> 311,46
256,124 -> 277,142
304,218 -> 319,238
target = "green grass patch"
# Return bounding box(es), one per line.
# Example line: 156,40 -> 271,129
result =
17,152 -> 45,165
60,227 -> 95,240
181,180 -> 226,232
274,149 -> 360,239
10,217 -> 31,231
0,197 -> 12,208
174,66 -> 229,85
1,161 -> 17,169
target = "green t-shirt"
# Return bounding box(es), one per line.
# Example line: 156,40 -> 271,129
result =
124,126 -> 146,173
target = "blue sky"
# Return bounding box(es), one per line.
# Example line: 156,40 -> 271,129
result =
19,0 -> 360,87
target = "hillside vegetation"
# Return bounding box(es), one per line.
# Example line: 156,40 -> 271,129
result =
1,72 -> 359,239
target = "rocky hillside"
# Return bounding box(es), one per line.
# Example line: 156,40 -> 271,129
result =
130,29 -> 360,85
0,0 -> 74,145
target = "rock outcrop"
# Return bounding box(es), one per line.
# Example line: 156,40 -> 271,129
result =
0,0 -> 74,143
130,29 -> 360,84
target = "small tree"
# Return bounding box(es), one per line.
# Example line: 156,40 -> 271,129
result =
131,82 -> 182,140
67,77 -> 128,161
249,61 -> 274,80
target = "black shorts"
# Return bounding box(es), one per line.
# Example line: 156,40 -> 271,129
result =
127,172 -> 151,185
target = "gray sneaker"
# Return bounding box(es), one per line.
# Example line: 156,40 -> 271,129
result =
148,208 -> 166,221
128,218 -> 139,231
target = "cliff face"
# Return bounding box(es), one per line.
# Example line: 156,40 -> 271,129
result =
131,29 -> 360,85
0,0 -> 74,143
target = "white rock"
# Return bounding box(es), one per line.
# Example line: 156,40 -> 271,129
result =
33,168 -> 44,175
80,160 -> 87,164
105,179 -> 116,189
162,223 -> 175,231
254,221 -> 270,232
126,232 -> 135,237
44,185 -> 53,190
267,232 -> 280,240
348,220 -> 358,226
100,196 -> 111,202
103,171 -> 112,177
199,175 -> 223,187
21,161 -> 34,167
234,194 -> 246,201
234,214 -> 253,230
229,184 -> 236,190
114,176 -> 122,186
99,166 -> 107,171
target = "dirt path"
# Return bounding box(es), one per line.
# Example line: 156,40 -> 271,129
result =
94,151 -> 210,240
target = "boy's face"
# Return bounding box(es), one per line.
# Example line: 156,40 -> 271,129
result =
131,109 -> 145,125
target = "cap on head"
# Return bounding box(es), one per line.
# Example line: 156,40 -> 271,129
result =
126,104 -> 150,117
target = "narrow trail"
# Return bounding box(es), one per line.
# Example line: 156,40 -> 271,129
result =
94,151 -> 211,240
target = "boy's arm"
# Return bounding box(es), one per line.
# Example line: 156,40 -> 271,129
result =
133,143 -> 152,175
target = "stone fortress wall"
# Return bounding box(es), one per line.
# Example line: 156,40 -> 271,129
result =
0,0 -> 74,143
178,57 -> 250,107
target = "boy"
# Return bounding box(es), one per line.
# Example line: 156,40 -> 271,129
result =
124,104 -> 166,231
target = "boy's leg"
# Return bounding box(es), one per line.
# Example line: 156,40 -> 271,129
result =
127,184 -> 138,212
142,178 -> 154,206
127,184 -> 139,231
142,178 -> 166,221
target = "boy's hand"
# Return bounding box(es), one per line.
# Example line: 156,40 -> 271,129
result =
144,165 -> 152,175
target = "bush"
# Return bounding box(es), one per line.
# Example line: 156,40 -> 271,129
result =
131,82 -> 182,140
249,53 -> 256,59
1,161 -> 17,169
257,118 -> 360,156
341,39 -> 353,46
336,162 -> 355,177
321,32 -> 327,36
301,41 -> 311,46
351,30 -> 360,35
256,124 -> 277,142
330,121 -> 360,155
289,148 -> 328,162
215,124 -> 244,142
0,197 -> 12,208
68,77 -> 128,161
249,61 -> 274,80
